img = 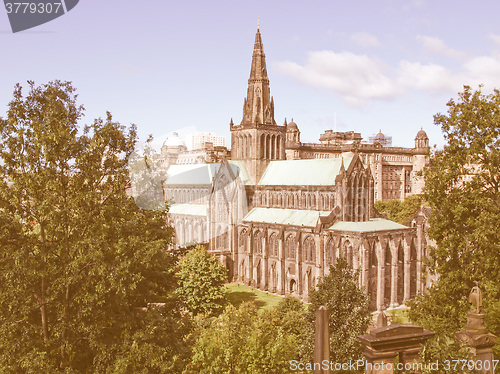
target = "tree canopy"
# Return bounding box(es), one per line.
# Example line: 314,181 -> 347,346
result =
307,258 -> 371,372
175,245 -> 227,316
408,85 -> 500,356
187,297 -> 308,374
0,81 -> 189,372
374,194 -> 424,224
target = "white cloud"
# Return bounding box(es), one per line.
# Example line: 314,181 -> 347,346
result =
416,35 -> 465,60
274,37 -> 500,107
489,34 -> 500,46
397,61 -> 458,92
462,56 -> 500,87
351,32 -> 380,48
274,51 -> 399,107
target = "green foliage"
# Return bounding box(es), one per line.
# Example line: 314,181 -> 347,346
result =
408,277 -> 470,336
175,245 -> 227,316
101,303 -> 193,374
374,199 -> 402,222
187,297 -> 308,374
307,258 -> 371,372
374,194 -> 424,224
414,85 -> 500,354
419,336 -> 476,374
485,300 -> 500,360
387,308 -> 407,325
0,81 -> 188,372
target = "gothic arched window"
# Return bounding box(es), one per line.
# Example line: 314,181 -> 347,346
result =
239,230 -> 248,252
303,236 -> 316,263
254,230 -> 263,255
269,233 -> 279,258
341,240 -> 353,266
326,238 -> 335,265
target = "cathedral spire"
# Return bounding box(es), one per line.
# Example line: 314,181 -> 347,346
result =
241,27 -> 275,126
249,28 -> 268,81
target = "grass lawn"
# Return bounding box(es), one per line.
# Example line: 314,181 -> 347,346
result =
385,307 -> 411,324
225,283 -> 285,310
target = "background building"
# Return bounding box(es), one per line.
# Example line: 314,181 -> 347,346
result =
188,132 -> 226,150
282,124 -> 429,201
158,132 -> 229,167
369,131 -> 393,147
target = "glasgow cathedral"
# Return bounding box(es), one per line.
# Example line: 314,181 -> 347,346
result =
162,28 -> 432,310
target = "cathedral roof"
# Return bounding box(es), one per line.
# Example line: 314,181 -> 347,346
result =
244,207 -> 331,227
329,218 -> 408,233
164,164 -> 220,185
258,158 -> 353,186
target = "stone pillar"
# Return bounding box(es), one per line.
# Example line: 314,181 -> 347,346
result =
415,235 -> 423,294
390,240 -> 398,307
246,227 -> 253,286
362,240 -> 370,296
455,287 -> 498,374
314,306 -> 331,374
319,234 -> 325,279
278,230 -> 285,295
263,230 -> 269,291
414,223 -> 424,293
296,232 -> 302,296
354,175 -> 359,222
376,241 -> 385,310
403,238 -> 411,301
232,225 -> 239,282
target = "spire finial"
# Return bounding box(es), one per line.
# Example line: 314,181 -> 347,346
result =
257,16 -> 260,29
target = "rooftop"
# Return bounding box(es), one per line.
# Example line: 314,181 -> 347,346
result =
243,207 -> 331,227
258,158 -> 352,186
329,218 -> 408,232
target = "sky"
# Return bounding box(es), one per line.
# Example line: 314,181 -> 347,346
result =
2,0 -> 500,150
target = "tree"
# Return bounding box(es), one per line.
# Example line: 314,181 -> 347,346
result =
0,81 -> 190,372
374,194 -> 423,224
186,302 -> 257,374
374,199 -> 403,222
307,258 -> 371,372
187,297 -> 309,374
175,245 -> 227,316
408,85 -> 500,356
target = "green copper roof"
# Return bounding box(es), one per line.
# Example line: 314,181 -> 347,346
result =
168,204 -> 208,216
329,218 -> 408,232
244,207 -> 331,227
165,164 -> 220,185
258,158 -> 352,186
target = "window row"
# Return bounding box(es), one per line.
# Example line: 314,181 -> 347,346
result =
255,191 -> 336,210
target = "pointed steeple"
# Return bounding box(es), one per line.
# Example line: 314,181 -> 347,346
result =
249,28 -> 269,81
241,27 -> 275,127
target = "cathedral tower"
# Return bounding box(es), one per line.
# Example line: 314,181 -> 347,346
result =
230,28 -> 286,183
